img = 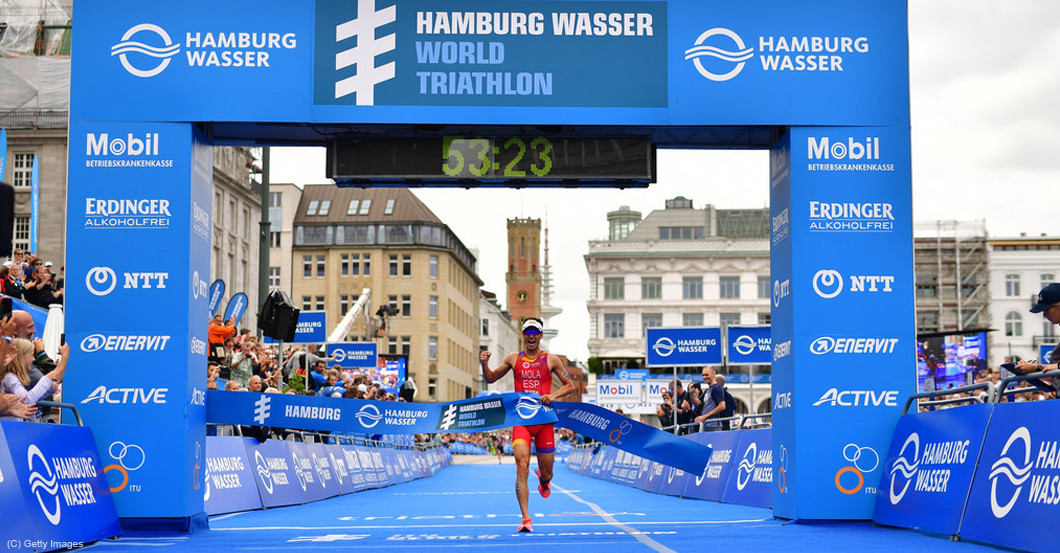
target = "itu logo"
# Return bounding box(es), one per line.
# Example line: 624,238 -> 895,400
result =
652,337 -> 676,357
334,0 -> 397,104
684,28 -> 753,82
835,443 -> 879,495
989,427 -> 1033,519
889,433 -> 920,505
355,404 -> 383,428
27,444 -> 61,525
112,24 -> 181,78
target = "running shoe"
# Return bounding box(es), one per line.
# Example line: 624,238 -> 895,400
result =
518,518 -> 533,533
537,468 -> 551,498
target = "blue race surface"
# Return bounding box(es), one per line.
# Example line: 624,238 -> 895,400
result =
79,464 -> 1009,552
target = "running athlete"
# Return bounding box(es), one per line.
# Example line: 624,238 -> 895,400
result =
479,318 -> 574,533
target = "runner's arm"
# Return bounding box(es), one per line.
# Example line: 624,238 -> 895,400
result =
541,356 -> 575,405
479,351 -> 514,384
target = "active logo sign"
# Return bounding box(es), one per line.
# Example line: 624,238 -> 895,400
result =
813,388 -> 899,408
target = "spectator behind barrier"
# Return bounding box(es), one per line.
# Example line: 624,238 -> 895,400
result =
0,328 -> 70,422
1014,283 -> 1060,391
1,262 -> 28,300
692,366 -> 726,432
656,389 -> 675,428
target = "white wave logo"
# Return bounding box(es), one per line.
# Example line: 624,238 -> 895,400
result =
355,404 -> 383,429
889,433 -> 920,505
516,397 -> 542,420
812,269 -> 843,298
27,445 -> 61,525
684,28 -> 754,82
86,266 -> 117,296
254,451 -> 274,495
736,443 -> 757,491
312,453 -> 328,489
333,348 -> 347,363
291,451 -> 308,492
733,334 -> 756,356
334,0 -> 397,104
989,427 -> 1033,519
112,23 -> 180,78
652,337 -> 676,358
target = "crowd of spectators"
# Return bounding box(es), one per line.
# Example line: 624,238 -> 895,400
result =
0,309 -> 68,421
1,249 -> 63,309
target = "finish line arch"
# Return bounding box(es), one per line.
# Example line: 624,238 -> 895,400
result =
66,0 -> 911,526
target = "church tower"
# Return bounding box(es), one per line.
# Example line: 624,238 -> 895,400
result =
506,217 -> 542,323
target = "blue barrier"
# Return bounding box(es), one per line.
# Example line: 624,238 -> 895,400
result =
203,437 -> 263,515
721,429 -> 773,508
0,421 -> 121,547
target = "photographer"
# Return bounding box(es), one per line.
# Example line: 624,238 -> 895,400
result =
1014,283 -> 1060,389
656,390 -> 676,428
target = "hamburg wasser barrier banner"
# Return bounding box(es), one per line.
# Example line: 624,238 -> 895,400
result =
207,392 -> 712,475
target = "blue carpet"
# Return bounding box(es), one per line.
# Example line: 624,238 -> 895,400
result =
79,464 -> 1010,552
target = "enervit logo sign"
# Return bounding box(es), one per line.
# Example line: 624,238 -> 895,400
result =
81,385 -> 168,404
989,427 -> 1033,519
112,23 -> 297,78
812,269 -> 894,299
736,442 -> 757,491
111,24 -> 180,77
835,443 -> 879,495
27,444 -> 61,525
889,433 -> 920,505
686,30 -> 870,82
651,336 -> 676,357
84,198 -> 171,229
516,396 -> 542,420
684,28 -> 753,81
772,279 -> 790,307
809,336 -> 899,355
85,266 -> 169,296
81,334 -> 171,352
809,201 -> 894,233
334,0 -> 397,104
813,388 -> 899,407
191,336 -> 207,356
253,395 -> 272,425
355,404 -> 383,428
192,271 -> 209,300
772,340 -> 792,361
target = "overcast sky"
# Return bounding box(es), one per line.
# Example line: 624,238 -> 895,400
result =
270,1 -> 1060,363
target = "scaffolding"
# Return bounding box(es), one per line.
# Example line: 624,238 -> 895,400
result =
913,220 -> 990,333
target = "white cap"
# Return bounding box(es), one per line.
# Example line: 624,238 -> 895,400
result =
521,319 -> 543,333
357,384 -> 367,392
44,261 -> 53,267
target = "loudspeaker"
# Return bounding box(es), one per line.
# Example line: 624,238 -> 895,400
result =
257,290 -> 300,341
0,182 -> 13,257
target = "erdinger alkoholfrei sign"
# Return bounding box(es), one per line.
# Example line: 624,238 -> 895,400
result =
67,0 -> 911,523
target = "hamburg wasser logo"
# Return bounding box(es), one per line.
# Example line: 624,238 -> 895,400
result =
355,404 -> 384,428
112,24 -> 181,78
28,444 -> 62,525
889,433 -> 920,505
684,28 -> 753,82
736,442 -> 757,490
652,337 -> 676,357
989,427 -> 1033,519
516,396 -> 542,420
333,0 -> 398,104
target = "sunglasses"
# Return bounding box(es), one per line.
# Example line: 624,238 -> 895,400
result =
523,329 -> 541,336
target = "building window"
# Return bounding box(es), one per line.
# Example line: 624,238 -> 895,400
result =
270,232 -> 281,248
682,277 -> 703,299
429,337 -> 438,360
720,277 -> 740,299
429,378 -> 437,401
683,313 -> 703,327
340,295 -> 350,316
641,277 -> 661,300
401,295 -> 412,317
359,199 -> 371,215
758,276 -> 770,299
916,274 -> 938,298
306,200 -> 319,216
604,314 -> 625,338
11,153 -> 34,188
429,296 -> 438,319
481,318 -> 489,336
301,296 -> 312,311
385,199 -> 395,215
659,226 -> 703,240
1005,274 -> 1020,297
430,255 -> 439,278
316,255 -> 326,277
720,313 -> 741,328
387,336 -> 398,355
269,266 -> 280,288
362,254 -> 371,276
758,313 -> 771,325
341,254 -> 350,276
315,296 -> 325,311
347,200 -> 359,215
389,255 -> 398,276
302,255 -> 312,278
318,200 -> 331,216
1043,274 -> 1056,289
642,313 -> 662,336
269,192 -> 282,207
917,311 -> 939,331
402,254 -> 412,276
1005,311 -> 1022,337
12,217 -> 30,254
401,336 -> 411,356
604,277 -> 624,300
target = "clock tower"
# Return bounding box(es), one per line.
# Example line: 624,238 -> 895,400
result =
506,217 -> 542,323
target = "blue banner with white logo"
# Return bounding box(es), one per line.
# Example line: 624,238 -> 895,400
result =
0,422 -> 121,546
288,310 -> 326,343
0,127 -> 6,176
29,156 -> 39,253
223,292 -> 249,325
646,327 -> 722,367
616,369 -> 649,381
961,401 -> 1059,552
203,436 -> 264,515
1041,344 -> 1057,363
721,429 -> 773,508
681,431 -> 742,501
286,441 -> 334,502
243,439 -> 304,508
873,404 -> 992,536
727,326 -> 771,364
327,342 -> 377,369
208,279 -> 225,316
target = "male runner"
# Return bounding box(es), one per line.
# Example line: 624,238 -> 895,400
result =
479,318 -> 574,533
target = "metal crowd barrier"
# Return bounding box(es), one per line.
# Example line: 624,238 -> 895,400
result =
901,381 -> 997,415
662,412 -> 771,435
996,369 -> 1060,398
36,399 -> 84,426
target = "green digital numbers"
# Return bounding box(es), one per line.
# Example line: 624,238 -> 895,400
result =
442,136 -> 464,177
503,137 -> 526,177
529,137 -> 553,177
443,136 -> 558,179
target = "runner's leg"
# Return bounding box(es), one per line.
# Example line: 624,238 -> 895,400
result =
513,441 -> 531,520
